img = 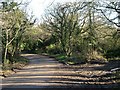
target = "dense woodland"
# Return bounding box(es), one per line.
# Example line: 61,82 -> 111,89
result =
0,0 -> 120,83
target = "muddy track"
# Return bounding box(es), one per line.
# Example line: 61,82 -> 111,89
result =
1,54 -> 120,88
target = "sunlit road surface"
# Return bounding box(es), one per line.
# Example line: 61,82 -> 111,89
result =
1,54 -> 119,88
2,54 -> 66,88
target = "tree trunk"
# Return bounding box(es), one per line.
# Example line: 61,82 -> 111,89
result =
4,45 -> 8,66
3,30 -> 8,66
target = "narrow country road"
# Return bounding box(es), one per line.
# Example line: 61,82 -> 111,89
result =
2,54 -> 65,88
1,54 -> 119,89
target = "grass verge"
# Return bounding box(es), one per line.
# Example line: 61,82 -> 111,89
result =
1,56 -> 29,77
44,53 -> 86,65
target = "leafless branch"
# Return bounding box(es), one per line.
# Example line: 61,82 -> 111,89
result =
47,0 -> 55,8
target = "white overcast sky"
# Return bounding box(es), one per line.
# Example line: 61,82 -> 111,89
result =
17,0 -> 78,23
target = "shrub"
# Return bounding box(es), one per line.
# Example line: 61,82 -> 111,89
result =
86,50 -> 107,63
46,44 -> 63,54
105,48 -> 120,59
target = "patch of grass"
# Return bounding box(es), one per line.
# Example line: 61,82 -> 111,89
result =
65,57 -> 86,65
2,63 -> 11,70
55,54 -> 67,63
107,57 -> 120,61
52,54 -> 86,65
2,56 -> 28,70
12,56 -> 29,69
2,56 -> 29,77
